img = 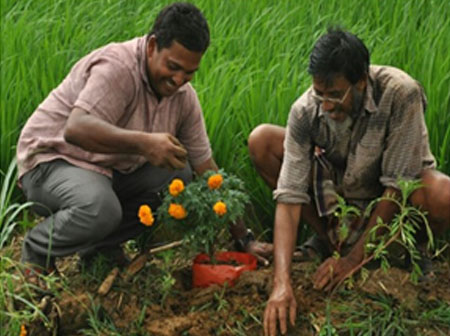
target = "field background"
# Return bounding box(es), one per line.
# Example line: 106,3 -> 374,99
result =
1,0 -> 450,234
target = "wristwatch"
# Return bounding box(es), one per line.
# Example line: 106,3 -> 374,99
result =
234,229 -> 255,252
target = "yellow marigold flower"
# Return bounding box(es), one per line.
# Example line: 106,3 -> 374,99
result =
20,325 -> 27,336
213,201 -> 227,216
169,178 -> 185,197
138,204 -> 154,226
208,174 -> 223,190
168,203 -> 187,220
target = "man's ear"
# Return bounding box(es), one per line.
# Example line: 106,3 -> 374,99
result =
147,35 -> 157,57
356,73 -> 368,91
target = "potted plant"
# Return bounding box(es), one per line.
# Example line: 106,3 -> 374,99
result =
139,169 -> 257,287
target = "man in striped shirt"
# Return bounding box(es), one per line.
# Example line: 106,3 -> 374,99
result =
250,29 -> 450,336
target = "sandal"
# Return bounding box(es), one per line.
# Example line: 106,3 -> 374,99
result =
294,234 -> 332,262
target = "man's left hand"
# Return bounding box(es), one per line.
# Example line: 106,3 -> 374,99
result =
312,255 -> 359,291
245,241 -> 273,266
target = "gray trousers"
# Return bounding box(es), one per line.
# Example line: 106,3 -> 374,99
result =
21,159 -> 192,268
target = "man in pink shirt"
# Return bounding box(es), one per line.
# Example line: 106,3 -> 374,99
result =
17,2 -> 270,280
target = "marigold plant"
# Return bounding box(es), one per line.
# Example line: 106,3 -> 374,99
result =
169,178 -> 185,197
138,204 -> 154,226
156,169 -> 249,258
168,203 -> 187,219
213,201 -> 227,216
208,174 -> 223,190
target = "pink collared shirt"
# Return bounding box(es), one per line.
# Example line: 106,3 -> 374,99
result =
17,36 -> 212,180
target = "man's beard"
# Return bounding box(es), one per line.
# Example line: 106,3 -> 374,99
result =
326,87 -> 364,135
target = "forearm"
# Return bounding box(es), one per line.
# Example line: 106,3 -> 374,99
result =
273,203 -> 301,283
193,157 -> 218,176
349,187 -> 400,262
64,108 -> 146,155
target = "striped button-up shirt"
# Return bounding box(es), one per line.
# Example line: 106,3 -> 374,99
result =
274,65 -> 436,206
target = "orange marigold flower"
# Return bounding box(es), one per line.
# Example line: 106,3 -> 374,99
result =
20,325 -> 27,336
208,174 -> 223,190
168,203 -> 187,220
138,204 -> 154,226
169,178 -> 185,197
213,201 -> 227,216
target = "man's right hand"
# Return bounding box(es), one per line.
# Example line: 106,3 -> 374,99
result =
141,133 -> 187,169
264,279 -> 297,336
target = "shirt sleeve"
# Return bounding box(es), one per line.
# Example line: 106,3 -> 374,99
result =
273,101 -> 314,204
74,59 -> 135,125
380,82 -> 427,188
177,87 -> 212,166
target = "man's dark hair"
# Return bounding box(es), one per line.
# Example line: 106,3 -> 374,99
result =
308,28 -> 370,85
148,2 -> 210,53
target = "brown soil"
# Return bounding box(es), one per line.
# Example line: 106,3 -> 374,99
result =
5,237 -> 450,336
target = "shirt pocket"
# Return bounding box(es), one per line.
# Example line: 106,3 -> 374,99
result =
357,136 -> 384,158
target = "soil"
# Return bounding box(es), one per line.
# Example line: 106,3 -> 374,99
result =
5,236 -> 450,336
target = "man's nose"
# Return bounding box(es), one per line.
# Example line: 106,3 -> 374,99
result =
172,72 -> 185,86
321,100 -> 335,112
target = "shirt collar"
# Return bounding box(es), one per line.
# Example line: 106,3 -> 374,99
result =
363,72 -> 377,114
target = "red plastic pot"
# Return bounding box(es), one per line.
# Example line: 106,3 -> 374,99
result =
192,251 -> 257,288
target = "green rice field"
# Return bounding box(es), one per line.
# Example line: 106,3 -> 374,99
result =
1,0 -> 450,224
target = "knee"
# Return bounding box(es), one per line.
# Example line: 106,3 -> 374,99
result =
71,192 -> 122,240
417,170 -> 450,233
248,124 -> 279,164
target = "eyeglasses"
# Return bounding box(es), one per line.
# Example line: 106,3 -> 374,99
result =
311,85 -> 351,105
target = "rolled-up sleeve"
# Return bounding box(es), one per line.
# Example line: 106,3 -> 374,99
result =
273,100 -> 314,204
74,59 -> 135,125
380,83 -> 427,189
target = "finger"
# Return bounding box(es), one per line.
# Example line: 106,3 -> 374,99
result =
168,156 -> 187,170
173,145 -> 188,160
313,265 -> 332,290
264,305 -> 276,336
168,134 -> 182,146
263,307 -> 269,336
289,299 -> 297,327
278,306 -> 288,335
312,259 -> 332,283
324,279 -> 337,292
325,272 -> 343,292
263,306 -> 269,336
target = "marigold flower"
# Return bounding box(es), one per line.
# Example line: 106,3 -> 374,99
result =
138,204 -> 154,226
168,203 -> 187,219
20,325 -> 27,336
213,201 -> 227,216
208,174 -> 223,190
169,178 -> 185,197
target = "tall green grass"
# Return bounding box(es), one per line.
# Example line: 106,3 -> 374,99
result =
1,0 -> 449,231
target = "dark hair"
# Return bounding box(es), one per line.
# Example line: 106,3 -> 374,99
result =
148,2 -> 210,53
308,28 -> 369,84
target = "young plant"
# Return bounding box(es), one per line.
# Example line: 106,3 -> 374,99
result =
335,179 -> 434,289
153,169 -> 250,259
155,250 -> 177,308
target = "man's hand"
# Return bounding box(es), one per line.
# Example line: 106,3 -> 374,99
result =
264,279 -> 297,336
141,133 -> 187,169
312,255 -> 359,292
245,241 -> 273,266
